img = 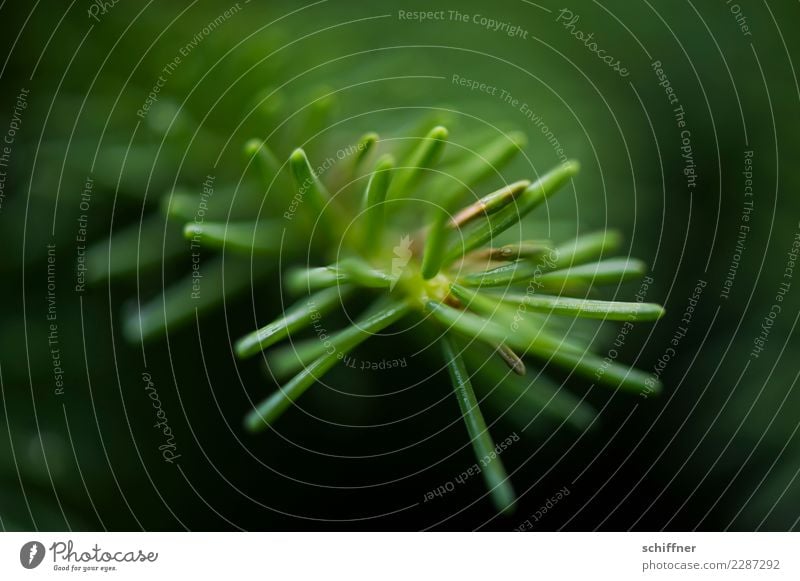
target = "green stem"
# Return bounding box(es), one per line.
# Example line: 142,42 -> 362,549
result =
429,296 -> 658,394
245,299 -> 410,431
440,333 -> 516,514
284,267 -> 344,295
434,131 -> 527,199
433,292 -> 586,357
422,180 -> 532,280
289,147 -> 331,218
465,346 -> 597,431
552,230 -> 622,269
285,260 -> 393,294
244,139 -> 281,186
338,258 -> 393,288
266,338 -> 328,380
361,154 -> 395,254
388,125 -> 448,199
124,256 -> 269,343
420,211 -> 451,280
443,160 -> 580,265
468,240 -> 553,262
537,258 -> 648,291
235,286 -> 350,359
487,292 -> 665,321
458,259 -> 553,287
182,221 -> 282,254
449,180 -> 531,229
353,132 -> 378,172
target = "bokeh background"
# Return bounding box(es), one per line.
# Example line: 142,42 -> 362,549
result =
1,0 -> 798,530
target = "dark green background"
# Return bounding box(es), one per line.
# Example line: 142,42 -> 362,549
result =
1,0 -> 798,530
